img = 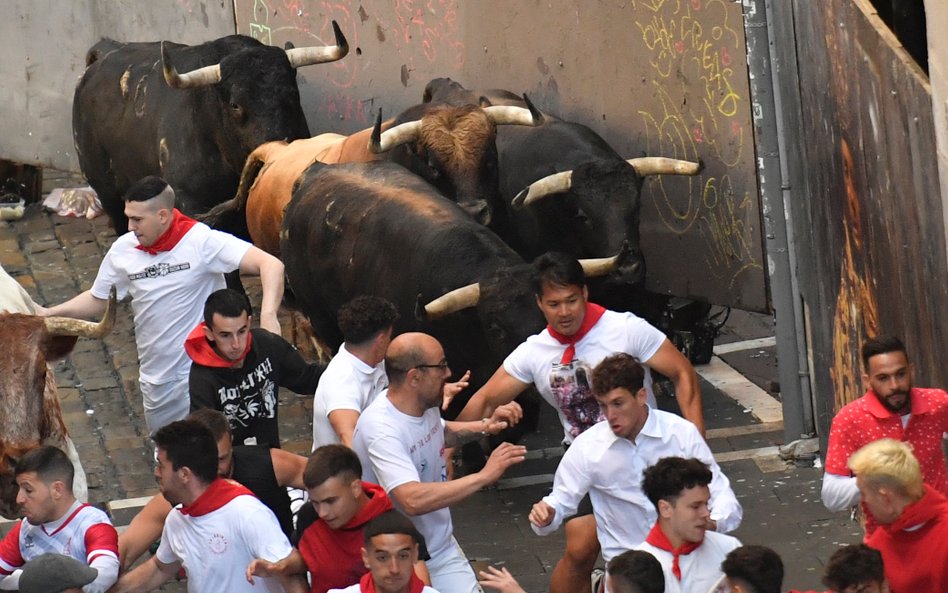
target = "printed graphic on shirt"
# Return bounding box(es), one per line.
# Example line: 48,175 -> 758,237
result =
128,262 -> 191,280
549,360 -> 602,438
217,358 -> 277,426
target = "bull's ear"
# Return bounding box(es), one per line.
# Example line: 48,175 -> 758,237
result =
45,336 -> 80,362
478,95 -> 493,108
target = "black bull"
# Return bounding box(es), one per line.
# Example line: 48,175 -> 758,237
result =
73,25 -> 347,233
423,78 -> 703,307
280,161 -> 546,418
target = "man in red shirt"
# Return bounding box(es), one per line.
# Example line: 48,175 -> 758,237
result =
246,445 -> 429,593
849,438 -> 948,593
821,336 -> 948,537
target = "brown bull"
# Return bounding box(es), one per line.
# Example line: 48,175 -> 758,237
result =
0,266 -> 115,518
202,102 -> 541,254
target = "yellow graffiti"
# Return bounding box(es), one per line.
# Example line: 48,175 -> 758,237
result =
249,0 -> 273,44
697,176 -> 762,288
633,0 -> 756,291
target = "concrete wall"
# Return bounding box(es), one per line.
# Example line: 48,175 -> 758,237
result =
0,0 -> 235,171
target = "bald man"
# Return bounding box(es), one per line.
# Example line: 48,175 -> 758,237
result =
351,333 -> 527,593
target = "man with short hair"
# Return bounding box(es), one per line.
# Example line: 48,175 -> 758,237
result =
188,288 -> 326,448
634,457 -> 741,593
118,409 -> 307,568
0,447 -> 119,593
476,549 -> 664,593
530,354 -> 740,580
38,176 -> 285,432
848,438 -> 948,593
818,544 -> 885,593
246,445 -> 430,593
719,545 -> 783,593
112,420 -> 304,593
312,296 -> 469,449
605,550 -> 665,593
327,512 -> 441,593
312,296 -> 399,448
457,252 -> 704,593
353,332 -> 527,593
822,336 -> 948,537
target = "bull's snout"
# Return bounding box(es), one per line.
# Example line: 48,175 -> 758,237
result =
616,250 -> 646,285
460,200 -> 492,226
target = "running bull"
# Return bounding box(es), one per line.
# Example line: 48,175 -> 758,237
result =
72,23 -> 349,233
0,266 -> 116,519
201,101 -> 541,254
279,161 -> 626,415
422,78 -> 703,292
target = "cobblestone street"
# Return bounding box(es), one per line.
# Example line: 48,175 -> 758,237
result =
0,177 -> 862,592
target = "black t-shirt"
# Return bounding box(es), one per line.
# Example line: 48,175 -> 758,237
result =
190,328 -> 325,447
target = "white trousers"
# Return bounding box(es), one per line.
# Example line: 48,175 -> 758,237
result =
140,376 -> 190,434
427,536 -> 482,593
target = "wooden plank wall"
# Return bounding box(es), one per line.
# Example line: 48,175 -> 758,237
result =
772,0 -> 946,438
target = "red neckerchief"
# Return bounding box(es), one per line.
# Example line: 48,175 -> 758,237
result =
547,302 -> 606,364
180,478 -> 255,516
358,570 -> 425,593
184,322 -> 254,368
135,208 -> 197,255
645,521 -> 702,581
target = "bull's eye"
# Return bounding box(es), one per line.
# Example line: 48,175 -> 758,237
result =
230,102 -> 245,121
575,209 -> 590,225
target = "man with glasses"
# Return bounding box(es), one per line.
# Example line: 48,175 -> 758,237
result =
352,332 -> 527,593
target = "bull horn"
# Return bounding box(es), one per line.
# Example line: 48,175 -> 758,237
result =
371,112 -> 422,154
161,41 -> 222,89
484,101 -> 543,127
423,283 -> 481,320
579,255 -> 622,278
626,157 -> 703,176
511,170 -> 573,209
285,20 -> 350,68
44,287 -> 117,338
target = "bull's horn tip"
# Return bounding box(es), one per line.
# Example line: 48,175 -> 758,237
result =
512,188 -> 529,209
522,93 -> 543,124
330,20 -> 349,54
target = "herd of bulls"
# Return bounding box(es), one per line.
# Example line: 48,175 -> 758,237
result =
0,23 -> 706,517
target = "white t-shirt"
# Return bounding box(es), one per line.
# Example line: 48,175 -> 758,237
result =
504,309 -> 666,442
312,344 -> 388,448
156,494 -> 292,593
91,223 -> 250,384
635,530 -> 741,593
328,585 -> 440,593
352,394 -> 454,560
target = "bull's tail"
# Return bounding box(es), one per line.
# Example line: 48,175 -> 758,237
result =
199,142 -> 285,236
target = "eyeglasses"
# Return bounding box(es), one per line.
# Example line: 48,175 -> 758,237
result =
413,360 -> 449,372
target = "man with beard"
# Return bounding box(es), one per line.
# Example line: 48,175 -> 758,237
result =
352,333 -> 527,593
118,409 -> 306,569
821,336 -> 948,537
111,420 -> 304,593
0,447 -> 119,593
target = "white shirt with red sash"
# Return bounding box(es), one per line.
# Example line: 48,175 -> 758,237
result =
504,306 -> 666,443
90,211 -> 250,384
156,478 -> 292,593
635,525 -> 740,593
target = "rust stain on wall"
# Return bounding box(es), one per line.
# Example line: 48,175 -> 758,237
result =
830,138 -> 879,412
